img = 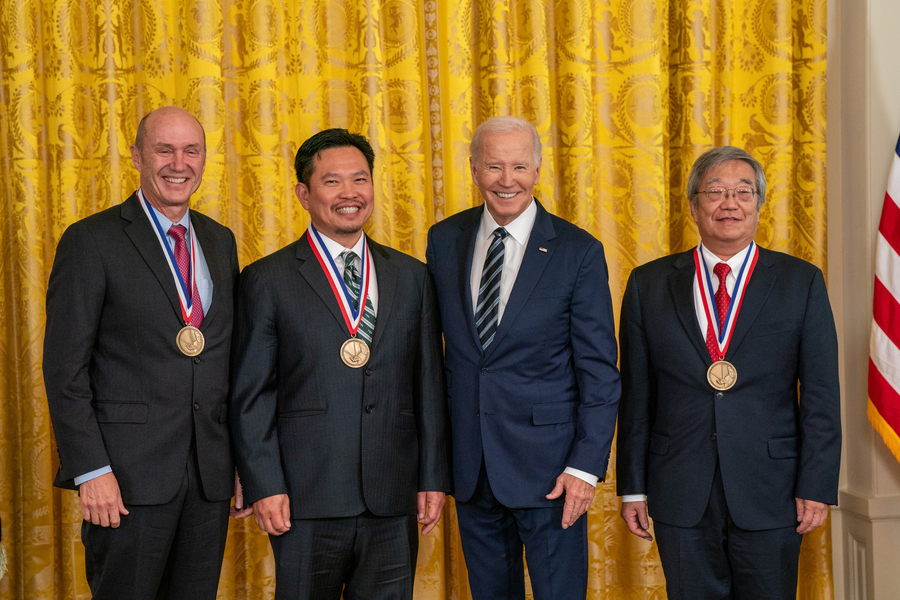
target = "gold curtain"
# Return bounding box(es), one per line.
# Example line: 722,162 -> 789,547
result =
0,0 -> 829,598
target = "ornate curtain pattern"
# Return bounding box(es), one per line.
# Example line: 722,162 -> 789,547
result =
0,0 -> 829,598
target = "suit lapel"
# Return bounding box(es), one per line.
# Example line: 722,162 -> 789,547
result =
725,247 -> 776,359
484,201 -> 556,360
190,213 -> 223,329
121,194 -> 184,324
668,250 -> 712,364
368,238 -> 397,351
296,232 -> 351,336
457,208 -> 483,353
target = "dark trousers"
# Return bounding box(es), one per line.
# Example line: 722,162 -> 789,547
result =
455,463 -> 588,600
269,511 -> 419,600
654,462 -> 803,600
82,448 -> 230,600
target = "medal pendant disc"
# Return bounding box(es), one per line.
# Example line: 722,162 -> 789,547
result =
707,360 -> 737,391
341,337 -> 370,368
176,326 -> 205,357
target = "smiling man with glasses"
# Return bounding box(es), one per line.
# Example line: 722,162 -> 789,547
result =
617,145 -> 841,599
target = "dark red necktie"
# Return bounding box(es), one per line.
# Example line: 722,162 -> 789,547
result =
168,224 -> 204,328
705,262 -> 731,360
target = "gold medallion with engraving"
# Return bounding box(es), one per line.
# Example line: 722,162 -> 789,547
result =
341,337 -> 370,368
707,360 -> 737,391
176,325 -> 205,357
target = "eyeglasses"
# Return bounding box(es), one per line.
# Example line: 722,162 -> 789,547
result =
699,187 -> 756,202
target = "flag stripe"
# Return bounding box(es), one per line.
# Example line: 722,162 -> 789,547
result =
869,133 -> 900,464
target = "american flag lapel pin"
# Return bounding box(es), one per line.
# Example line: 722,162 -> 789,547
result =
539,247 -> 548,253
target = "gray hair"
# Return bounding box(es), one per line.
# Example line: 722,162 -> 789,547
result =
687,146 -> 766,210
470,116 -> 542,165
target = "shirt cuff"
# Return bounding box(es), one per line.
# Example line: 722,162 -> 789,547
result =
564,467 -> 598,487
74,465 -> 112,486
621,494 -> 647,502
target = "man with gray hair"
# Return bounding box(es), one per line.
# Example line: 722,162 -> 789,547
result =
617,146 -> 841,599
426,116 -> 621,598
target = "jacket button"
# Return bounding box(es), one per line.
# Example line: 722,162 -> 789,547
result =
365,367 -> 373,376
193,402 -> 200,411
710,432 -> 717,441
194,357 -> 201,364
365,405 -> 374,414
715,392 -> 724,400
481,368 -> 488,375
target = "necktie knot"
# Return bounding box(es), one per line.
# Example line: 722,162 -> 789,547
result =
713,262 -> 731,282
168,224 -> 187,243
494,227 -> 509,241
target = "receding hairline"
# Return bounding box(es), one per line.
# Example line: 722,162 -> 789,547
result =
470,116 -> 542,164
134,107 -> 206,152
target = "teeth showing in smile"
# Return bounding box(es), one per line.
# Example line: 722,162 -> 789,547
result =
496,192 -> 516,198
164,177 -> 187,183
336,207 -> 359,214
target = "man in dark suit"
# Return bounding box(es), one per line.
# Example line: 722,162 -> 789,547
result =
230,128 -> 451,599
617,146 -> 841,599
43,106 -> 247,599
425,116 -> 621,599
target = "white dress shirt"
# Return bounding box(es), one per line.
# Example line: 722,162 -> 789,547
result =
317,230 -> 379,315
621,242 -> 753,503
471,199 -> 598,487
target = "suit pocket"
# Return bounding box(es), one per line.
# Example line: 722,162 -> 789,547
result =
751,321 -> 792,338
532,400 -> 577,425
530,284 -> 573,299
649,433 -> 670,455
400,409 -> 417,431
95,401 -> 148,424
768,436 -> 799,458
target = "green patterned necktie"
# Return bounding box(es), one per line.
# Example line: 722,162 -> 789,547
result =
340,250 -> 376,344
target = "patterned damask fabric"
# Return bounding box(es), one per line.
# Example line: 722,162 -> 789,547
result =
0,0 -> 829,598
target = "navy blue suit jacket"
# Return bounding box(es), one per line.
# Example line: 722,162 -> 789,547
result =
426,200 -> 621,508
616,247 -> 841,530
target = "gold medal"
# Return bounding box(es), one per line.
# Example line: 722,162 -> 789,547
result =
176,325 -> 205,357
341,337 -> 370,368
707,360 -> 737,391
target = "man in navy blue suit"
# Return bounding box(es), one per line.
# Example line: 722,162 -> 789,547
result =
426,116 -> 621,599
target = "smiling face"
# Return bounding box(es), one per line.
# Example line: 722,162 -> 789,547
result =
295,145 -> 374,247
130,107 -> 206,221
470,128 -> 541,226
690,159 -> 760,260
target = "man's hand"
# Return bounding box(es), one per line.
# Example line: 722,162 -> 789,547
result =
253,494 -> 291,535
796,498 -> 828,534
620,500 -> 653,541
416,491 -> 446,536
79,472 -> 129,528
546,472 -> 595,529
230,472 -> 253,519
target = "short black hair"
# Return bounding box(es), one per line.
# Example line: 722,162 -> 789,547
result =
294,129 -> 376,186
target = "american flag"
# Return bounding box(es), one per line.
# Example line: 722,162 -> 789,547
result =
869,134 -> 900,462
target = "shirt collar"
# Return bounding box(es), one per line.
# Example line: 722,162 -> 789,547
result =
315,229 -> 366,263
699,242 -> 752,276
480,197 -> 537,245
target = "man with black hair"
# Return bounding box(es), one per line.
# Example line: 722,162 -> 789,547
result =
230,129 -> 451,599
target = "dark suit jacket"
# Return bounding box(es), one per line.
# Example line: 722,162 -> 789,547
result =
616,247 -> 841,530
426,201 -> 621,508
229,233 -> 452,519
43,193 -> 239,504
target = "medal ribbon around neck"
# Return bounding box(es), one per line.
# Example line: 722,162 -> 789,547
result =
694,242 -> 759,361
307,223 -> 371,336
137,188 -> 199,325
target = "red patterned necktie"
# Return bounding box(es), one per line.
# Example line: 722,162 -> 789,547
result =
705,262 -> 731,360
168,224 -> 204,328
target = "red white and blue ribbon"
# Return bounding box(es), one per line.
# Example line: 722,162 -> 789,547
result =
694,241 -> 759,360
137,188 -> 199,324
307,224 -> 371,336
